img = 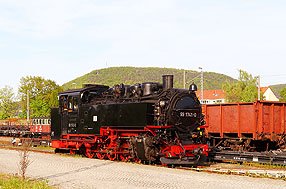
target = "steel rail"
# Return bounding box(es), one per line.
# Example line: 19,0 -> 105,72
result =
209,150 -> 286,165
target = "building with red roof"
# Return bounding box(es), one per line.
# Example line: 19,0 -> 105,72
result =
196,87 -> 278,104
195,89 -> 226,104
259,87 -> 279,101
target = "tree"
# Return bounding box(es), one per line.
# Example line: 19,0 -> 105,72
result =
223,70 -> 263,103
280,88 -> 286,102
18,76 -> 63,118
0,86 -> 17,119
222,80 -> 241,103
30,96 -> 50,117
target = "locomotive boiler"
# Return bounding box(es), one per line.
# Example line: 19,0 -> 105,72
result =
51,75 -> 208,165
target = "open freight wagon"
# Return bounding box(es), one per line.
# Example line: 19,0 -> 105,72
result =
202,101 -> 286,151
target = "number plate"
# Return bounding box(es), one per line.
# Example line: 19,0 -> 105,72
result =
180,111 -> 197,118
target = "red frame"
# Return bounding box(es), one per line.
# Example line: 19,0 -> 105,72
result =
52,125 -> 208,160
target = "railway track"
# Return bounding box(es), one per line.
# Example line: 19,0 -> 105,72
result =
209,150 -> 286,165
0,145 -> 54,154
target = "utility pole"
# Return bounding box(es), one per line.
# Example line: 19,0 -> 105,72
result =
183,70 -> 186,89
27,90 -> 29,121
199,67 -> 203,102
258,75 -> 261,101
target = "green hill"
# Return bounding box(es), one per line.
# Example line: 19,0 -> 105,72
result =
62,67 -> 237,91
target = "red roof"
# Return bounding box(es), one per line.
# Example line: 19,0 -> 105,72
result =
195,89 -> 226,100
260,87 -> 269,93
195,87 -> 271,100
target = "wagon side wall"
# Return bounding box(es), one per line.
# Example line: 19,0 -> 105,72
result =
203,101 -> 286,140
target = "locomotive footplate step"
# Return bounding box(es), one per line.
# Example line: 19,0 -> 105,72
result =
211,150 -> 286,165
160,157 -> 199,165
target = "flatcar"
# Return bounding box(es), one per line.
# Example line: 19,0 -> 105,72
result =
0,119 -> 30,137
51,75 -> 208,165
0,117 -> 51,138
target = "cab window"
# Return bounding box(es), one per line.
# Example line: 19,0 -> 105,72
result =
60,96 -> 68,111
67,96 -> 79,112
68,96 -> 73,110
73,97 -> 79,111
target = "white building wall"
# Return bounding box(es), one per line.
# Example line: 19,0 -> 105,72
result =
200,99 -> 226,104
263,88 -> 279,101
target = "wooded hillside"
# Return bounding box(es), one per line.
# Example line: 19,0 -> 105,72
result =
62,67 -> 237,91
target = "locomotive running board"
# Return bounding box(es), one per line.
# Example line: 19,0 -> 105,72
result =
211,150 -> 286,165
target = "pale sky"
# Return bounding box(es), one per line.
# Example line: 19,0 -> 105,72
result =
0,0 -> 286,92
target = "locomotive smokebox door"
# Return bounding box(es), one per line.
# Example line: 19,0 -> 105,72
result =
170,94 -> 201,131
175,109 -> 200,130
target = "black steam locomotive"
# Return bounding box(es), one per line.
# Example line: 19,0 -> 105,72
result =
51,75 -> 208,165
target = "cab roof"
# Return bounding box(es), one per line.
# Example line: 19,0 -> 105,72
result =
58,84 -> 109,96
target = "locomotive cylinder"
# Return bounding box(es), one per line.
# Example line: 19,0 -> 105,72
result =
162,75 -> 173,90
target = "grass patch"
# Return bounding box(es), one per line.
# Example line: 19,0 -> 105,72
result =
241,162 -> 286,170
0,173 -> 52,189
33,145 -> 54,151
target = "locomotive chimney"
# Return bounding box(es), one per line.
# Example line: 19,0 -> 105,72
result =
162,75 -> 173,90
